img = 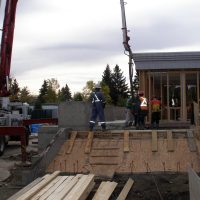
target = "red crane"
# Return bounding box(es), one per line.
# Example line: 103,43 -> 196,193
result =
0,0 -> 18,97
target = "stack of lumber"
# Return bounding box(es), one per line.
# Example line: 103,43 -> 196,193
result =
8,171 -> 134,200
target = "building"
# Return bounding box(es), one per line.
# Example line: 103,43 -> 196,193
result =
134,51 -> 200,122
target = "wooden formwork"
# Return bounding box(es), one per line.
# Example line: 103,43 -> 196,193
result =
47,129 -> 200,177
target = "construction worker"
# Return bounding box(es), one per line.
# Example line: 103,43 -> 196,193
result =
125,93 -> 140,127
138,91 -> 148,129
132,93 -> 141,127
151,96 -> 161,128
125,96 -> 134,127
89,83 -> 106,131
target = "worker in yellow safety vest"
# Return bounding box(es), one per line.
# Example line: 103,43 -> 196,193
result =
138,91 -> 148,129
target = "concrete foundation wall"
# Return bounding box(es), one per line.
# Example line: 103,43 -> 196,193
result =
58,101 -> 126,129
38,125 -> 59,152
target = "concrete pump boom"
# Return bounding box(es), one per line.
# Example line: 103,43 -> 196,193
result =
120,0 -> 134,97
0,0 -> 18,97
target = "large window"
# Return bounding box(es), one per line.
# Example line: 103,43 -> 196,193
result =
147,71 -> 200,121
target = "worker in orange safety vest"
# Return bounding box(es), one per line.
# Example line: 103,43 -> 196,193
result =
151,96 -> 161,128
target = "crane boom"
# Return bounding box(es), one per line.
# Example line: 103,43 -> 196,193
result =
120,0 -> 131,52
120,0 -> 134,97
0,0 -> 18,97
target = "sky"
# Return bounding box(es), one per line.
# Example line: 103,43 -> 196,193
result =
1,0 -> 200,95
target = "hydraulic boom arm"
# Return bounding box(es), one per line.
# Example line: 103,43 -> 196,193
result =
0,0 -> 18,97
120,0 -> 134,97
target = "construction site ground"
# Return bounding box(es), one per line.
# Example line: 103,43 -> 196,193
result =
0,136 -> 38,200
0,128 -> 192,200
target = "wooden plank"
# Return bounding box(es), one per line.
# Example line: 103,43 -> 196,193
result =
7,177 -> 43,200
90,162 -> 118,165
92,181 -> 118,200
123,131 -> 129,152
31,176 -> 69,200
45,176 -> 74,200
15,171 -> 60,200
85,131 -> 94,154
187,130 -> 197,152
167,130 -> 174,152
31,176 -> 62,200
194,126 -> 200,140
116,178 -> 134,200
64,174 -> 95,200
66,131 -> 77,154
47,174 -> 83,200
151,130 -> 158,152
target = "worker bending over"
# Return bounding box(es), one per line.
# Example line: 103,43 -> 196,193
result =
89,83 -> 106,131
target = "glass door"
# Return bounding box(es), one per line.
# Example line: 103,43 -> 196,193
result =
168,73 -> 181,120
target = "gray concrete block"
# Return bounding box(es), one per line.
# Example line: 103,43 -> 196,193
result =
58,101 -> 126,129
38,125 -> 59,152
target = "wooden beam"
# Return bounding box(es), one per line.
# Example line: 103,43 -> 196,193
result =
45,176 -> 75,200
167,130 -> 174,152
32,176 -> 69,200
63,174 -> 95,200
152,130 -> 158,152
66,131 -> 77,154
123,131 -> 129,152
92,181 -> 118,200
7,177 -> 44,200
16,171 -> 60,200
116,178 -> 134,200
49,174 -> 83,200
31,176 -> 62,200
187,130 -> 197,152
85,131 -> 94,154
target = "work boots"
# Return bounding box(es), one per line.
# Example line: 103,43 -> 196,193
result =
101,123 -> 106,132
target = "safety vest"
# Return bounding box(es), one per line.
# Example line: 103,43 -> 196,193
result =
140,97 -> 148,110
151,99 -> 161,112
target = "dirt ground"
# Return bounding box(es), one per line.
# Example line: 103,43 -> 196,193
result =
88,173 -> 189,200
0,136 -> 38,200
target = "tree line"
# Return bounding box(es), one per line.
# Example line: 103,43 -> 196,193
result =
9,64 -> 139,107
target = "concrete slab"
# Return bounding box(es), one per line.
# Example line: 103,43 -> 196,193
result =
0,160 -> 14,181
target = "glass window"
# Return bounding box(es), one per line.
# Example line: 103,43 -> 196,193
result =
169,73 -> 181,120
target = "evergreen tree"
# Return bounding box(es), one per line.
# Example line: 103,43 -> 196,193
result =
111,65 -> 129,105
37,80 -> 48,104
102,64 -> 112,88
132,71 -> 139,94
19,86 -> 35,104
9,78 -> 20,101
73,92 -> 83,101
58,84 -> 72,102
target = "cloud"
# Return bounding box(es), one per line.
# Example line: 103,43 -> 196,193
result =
4,0 -> 200,95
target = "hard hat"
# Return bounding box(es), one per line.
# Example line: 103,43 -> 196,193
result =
95,83 -> 101,89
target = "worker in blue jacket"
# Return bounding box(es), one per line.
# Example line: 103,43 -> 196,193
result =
89,83 -> 106,131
